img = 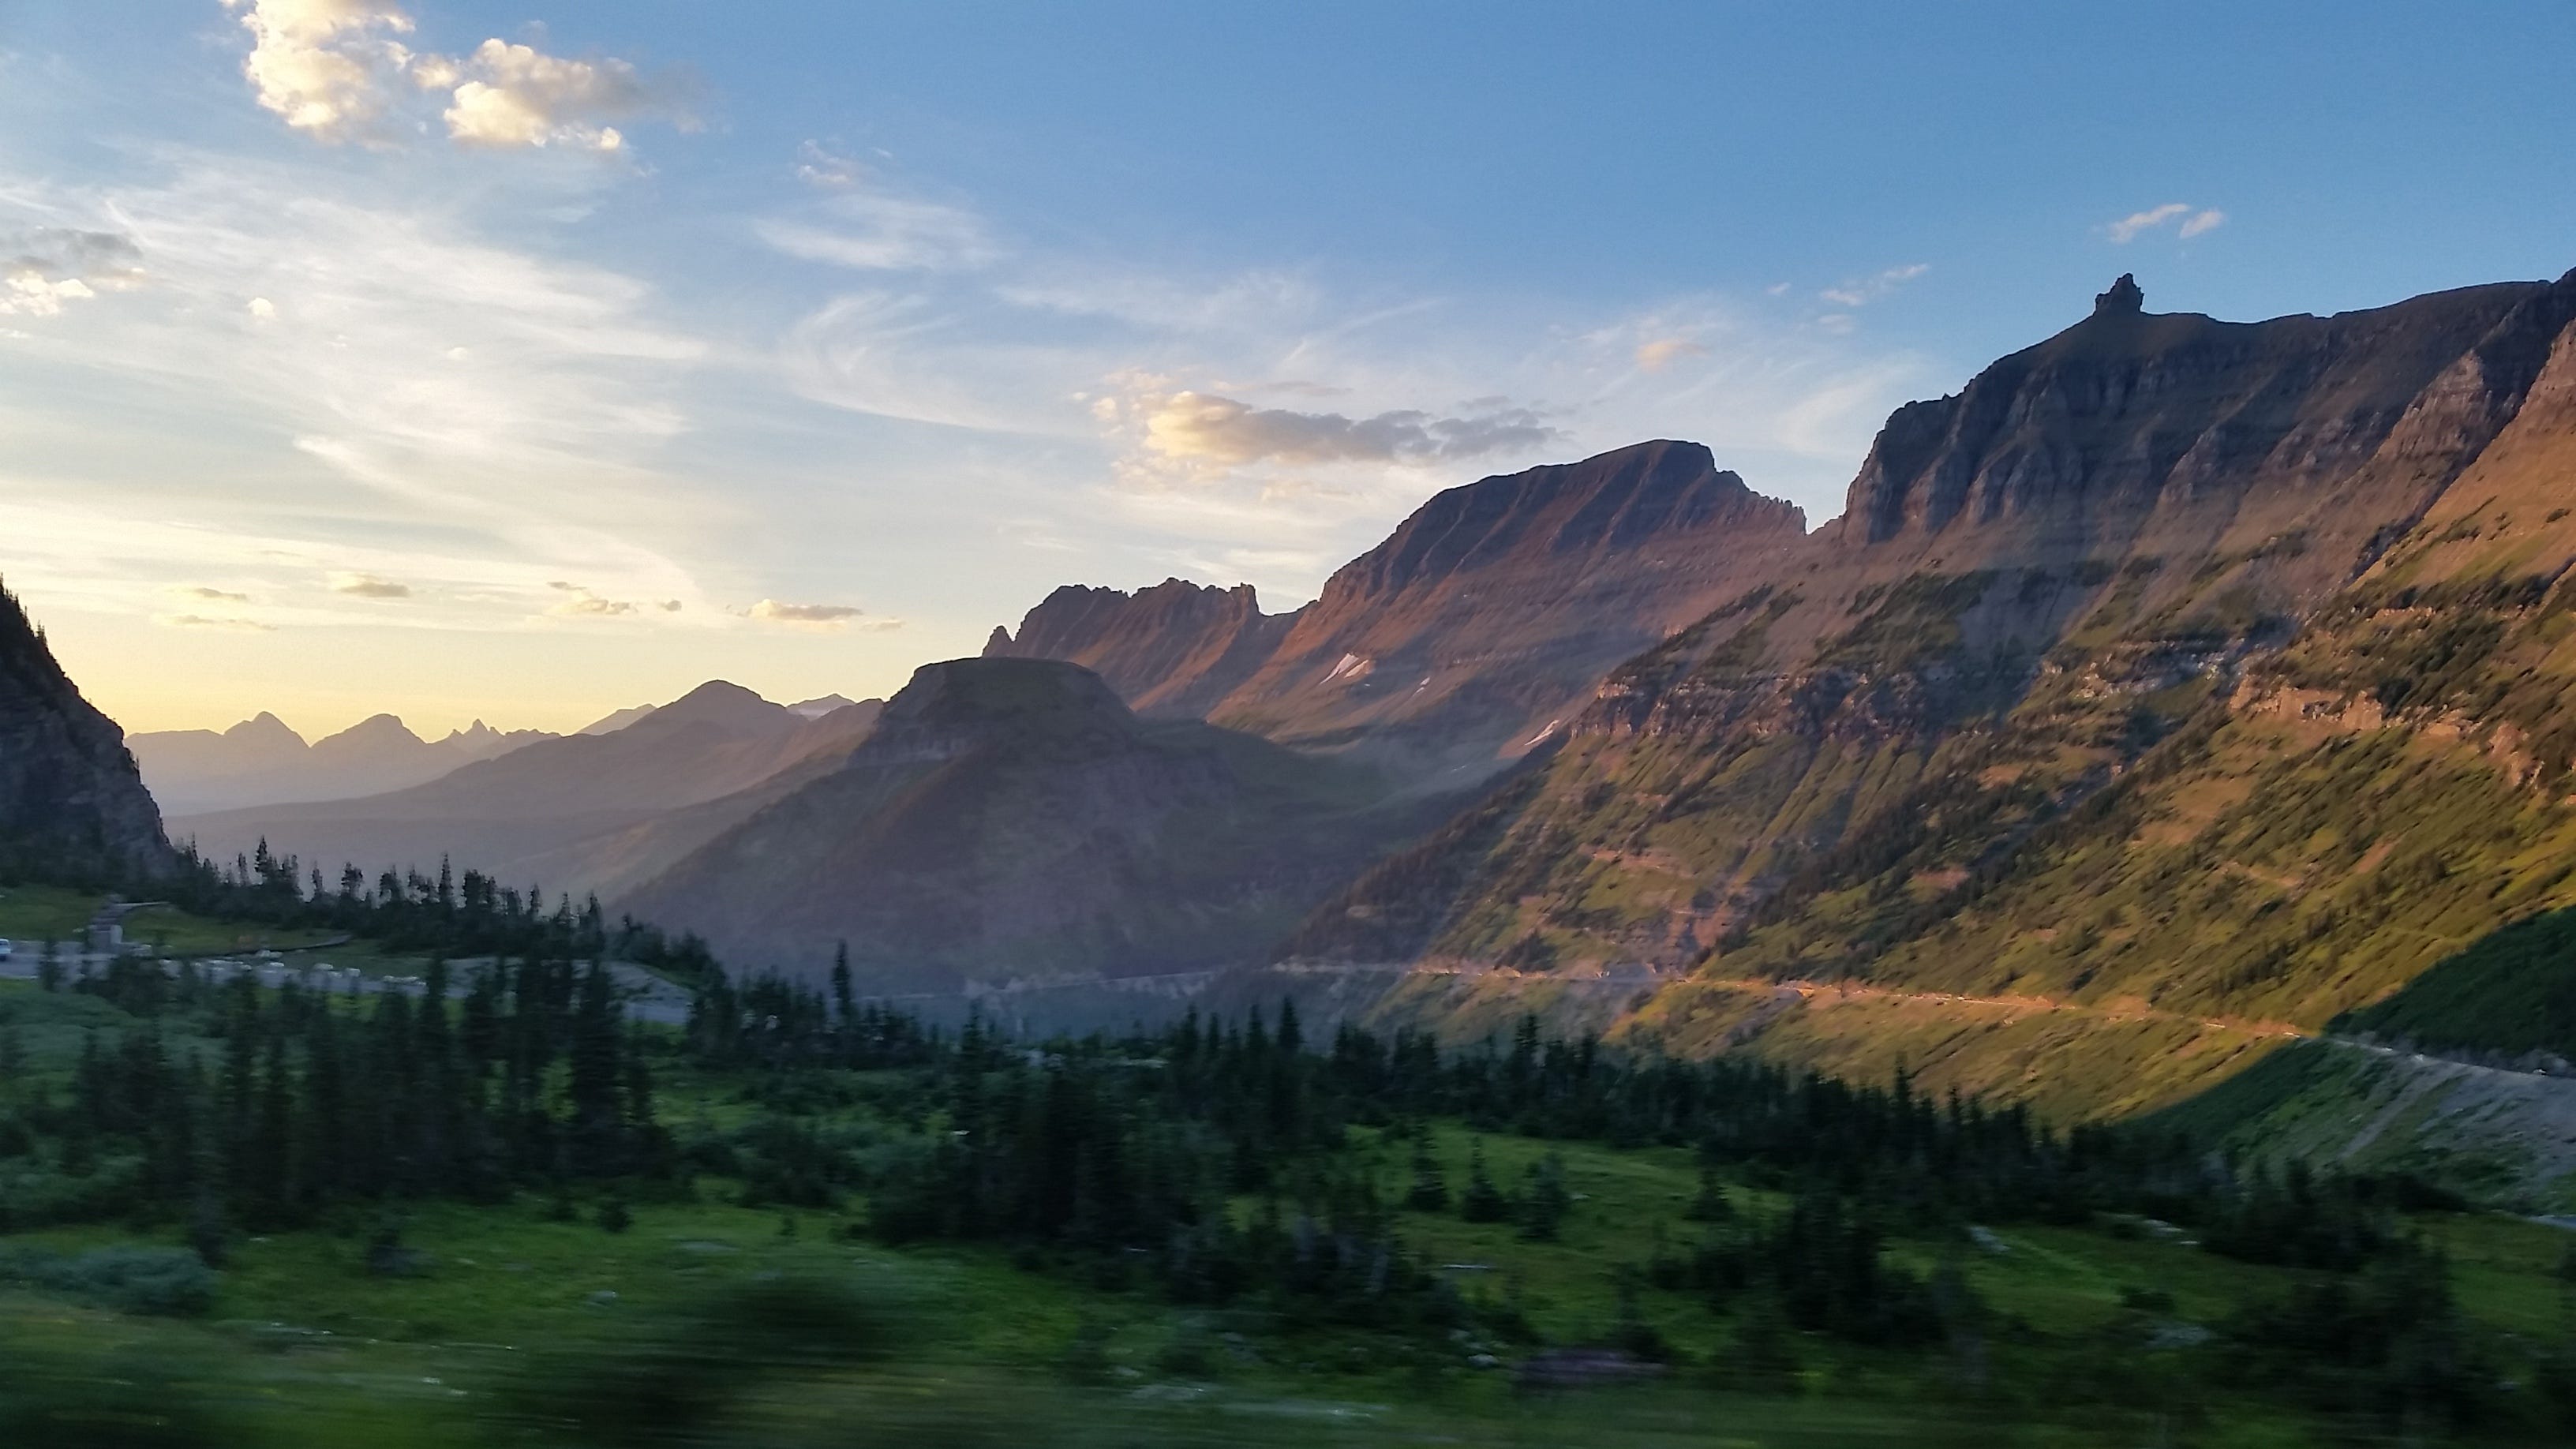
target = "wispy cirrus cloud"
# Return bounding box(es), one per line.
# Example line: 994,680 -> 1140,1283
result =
1819,263 -> 1929,309
155,612 -> 277,632
757,192 -> 998,273
330,571 -> 411,597
2107,202 -> 2226,243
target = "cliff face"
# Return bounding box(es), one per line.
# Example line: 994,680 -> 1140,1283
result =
0,585 -> 170,878
985,579 -> 1295,719
625,657 -> 1444,990
1282,272 -> 2576,1132
990,440 -> 1810,779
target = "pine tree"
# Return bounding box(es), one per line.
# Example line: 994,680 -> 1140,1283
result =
1518,1151 -> 1572,1241
1685,1163 -> 1733,1222
1458,1142 -> 1512,1222
1404,1129 -> 1450,1212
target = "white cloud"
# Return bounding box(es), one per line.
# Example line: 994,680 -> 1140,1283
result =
2107,202 -> 2223,244
223,0 -> 417,142
1818,263 -> 1929,309
222,2 -> 688,153
1,227 -> 146,316
174,585 -> 253,603
441,39 -> 687,152
796,140 -> 863,189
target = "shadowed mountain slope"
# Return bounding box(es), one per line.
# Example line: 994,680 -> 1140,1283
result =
623,657 -> 1453,991
0,581 -> 170,878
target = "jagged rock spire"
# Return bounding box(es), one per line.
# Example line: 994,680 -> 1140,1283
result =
2095,273 -> 2145,316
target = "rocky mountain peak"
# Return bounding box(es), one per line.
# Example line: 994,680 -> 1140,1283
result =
2094,272 -> 2145,316
228,711 -> 305,747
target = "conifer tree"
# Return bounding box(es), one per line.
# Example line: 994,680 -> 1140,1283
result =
1458,1141 -> 1512,1222
1404,1128 -> 1450,1212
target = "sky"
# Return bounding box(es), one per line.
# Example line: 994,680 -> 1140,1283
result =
4,2 -> 2574,738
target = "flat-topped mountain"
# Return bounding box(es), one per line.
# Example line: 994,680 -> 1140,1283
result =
990,440 -> 1810,780
624,657 -> 1447,990
131,710 -> 552,815
0,582 -> 170,878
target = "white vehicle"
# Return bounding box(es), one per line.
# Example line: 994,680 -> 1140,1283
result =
0,938 -> 11,960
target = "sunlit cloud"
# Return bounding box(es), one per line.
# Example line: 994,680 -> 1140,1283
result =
1634,336 -> 1708,372
1124,390 -> 1559,473
1,227 -> 147,316
222,0 -> 691,153
747,598 -> 893,629
174,585 -> 253,603
440,39 -> 691,153
2179,208 -> 2226,238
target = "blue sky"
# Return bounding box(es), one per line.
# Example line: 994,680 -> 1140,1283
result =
4,1 -> 2573,735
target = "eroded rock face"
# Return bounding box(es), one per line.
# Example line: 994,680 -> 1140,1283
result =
985,579 -> 1293,720
0,585 -> 171,878
990,440 -> 1810,780
1281,272 -> 2576,985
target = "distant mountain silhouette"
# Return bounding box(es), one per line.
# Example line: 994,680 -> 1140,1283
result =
172,682 -> 882,900
131,711 -> 550,815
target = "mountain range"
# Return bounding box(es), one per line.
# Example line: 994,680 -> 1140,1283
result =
129,713 -> 555,816
173,683 -> 883,903
19,265 -> 2576,1205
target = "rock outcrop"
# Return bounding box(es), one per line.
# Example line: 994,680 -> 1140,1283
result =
0,582 -> 170,878
985,579 -> 1294,719
991,440 -> 1810,781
